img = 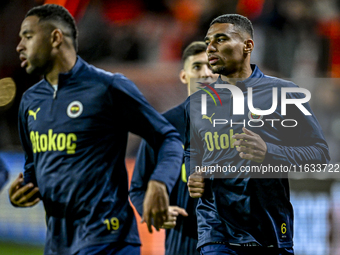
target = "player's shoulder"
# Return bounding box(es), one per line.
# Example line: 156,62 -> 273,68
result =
21,79 -> 47,100
75,57 -> 128,85
162,101 -> 186,118
84,61 -> 143,96
162,101 -> 187,128
258,75 -> 299,89
184,88 -> 206,105
82,61 -> 122,85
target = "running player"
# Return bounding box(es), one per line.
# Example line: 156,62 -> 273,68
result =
8,4 -> 183,255
130,41 -> 218,255
185,14 -> 330,255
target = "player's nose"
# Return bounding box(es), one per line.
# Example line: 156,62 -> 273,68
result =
16,39 -> 25,53
206,42 -> 216,53
200,65 -> 214,79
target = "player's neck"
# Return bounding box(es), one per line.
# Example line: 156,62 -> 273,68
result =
46,52 -> 77,85
220,64 -> 252,85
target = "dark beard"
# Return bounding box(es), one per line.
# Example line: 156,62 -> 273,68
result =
212,66 -> 226,75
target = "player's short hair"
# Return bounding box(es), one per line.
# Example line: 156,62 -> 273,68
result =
182,41 -> 207,65
210,14 -> 253,39
26,4 -> 78,51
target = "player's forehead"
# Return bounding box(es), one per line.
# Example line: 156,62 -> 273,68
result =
205,23 -> 239,40
185,52 -> 208,68
19,15 -> 44,35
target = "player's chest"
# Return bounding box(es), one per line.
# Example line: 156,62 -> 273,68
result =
26,88 -> 113,134
194,89 -> 286,142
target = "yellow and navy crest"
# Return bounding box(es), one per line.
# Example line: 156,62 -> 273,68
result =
67,101 -> 83,118
248,108 -> 263,121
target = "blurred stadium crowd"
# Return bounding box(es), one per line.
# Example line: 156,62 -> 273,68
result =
0,0 -> 340,255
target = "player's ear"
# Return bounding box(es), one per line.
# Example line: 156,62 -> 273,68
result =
179,69 -> 188,84
243,39 -> 254,54
51,28 -> 63,48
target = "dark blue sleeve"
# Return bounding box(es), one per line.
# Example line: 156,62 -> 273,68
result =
129,140 -> 156,216
18,96 -> 37,186
184,99 -> 203,176
130,103 -> 187,216
265,91 -> 330,166
112,74 -> 183,193
0,157 -> 9,192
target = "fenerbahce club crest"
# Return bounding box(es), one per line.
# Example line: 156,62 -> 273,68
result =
248,108 -> 263,121
67,101 -> 83,118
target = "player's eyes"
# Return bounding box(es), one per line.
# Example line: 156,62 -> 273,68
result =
193,65 -> 201,70
217,38 -> 225,42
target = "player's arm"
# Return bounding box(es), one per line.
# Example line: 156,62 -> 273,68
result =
233,126 -> 329,165
187,170 -> 205,198
129,140 -> 154,217
130,139 -> 188,230
233,127 -> 267,163
233,90 -> 330,165
9,173 -> 40,207
113,74 -> 183,233
130,140 -> 170,232
184,103 -> 206,198
9,99 -> 41,207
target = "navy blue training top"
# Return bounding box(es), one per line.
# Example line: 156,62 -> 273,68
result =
18,57 -> 183,255
184,64 -> 330,249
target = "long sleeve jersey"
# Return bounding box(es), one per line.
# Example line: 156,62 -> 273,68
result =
18,57 -> 183,255
184,64 -> 330,249
130,102 -> 199,255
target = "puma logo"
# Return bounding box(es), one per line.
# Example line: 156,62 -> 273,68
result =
202,113 -> 215,124
28,108 -> 40,120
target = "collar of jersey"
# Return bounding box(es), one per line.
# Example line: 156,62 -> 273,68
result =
43,56 -> 85,86
216,64 -> 264,91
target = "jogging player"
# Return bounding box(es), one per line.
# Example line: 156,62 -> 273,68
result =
185,14 -> 330,255
8,4 -> 183,255
130,41 -> 218,255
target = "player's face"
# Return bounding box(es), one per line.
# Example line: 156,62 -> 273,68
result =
181,52 -> 218,95
205,23 -> 246,76
17,16 -> 53,75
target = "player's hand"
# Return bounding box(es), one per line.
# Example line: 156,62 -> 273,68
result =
161,206 -> 188,229
142,180 -> 169,233
233,127 -> 267,163
188,170 -> 205,198
8,173 -> 40,207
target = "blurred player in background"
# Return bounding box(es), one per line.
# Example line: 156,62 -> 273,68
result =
186,14 -> 330,255
8,4 -> 183,255
130,41 -> 218,255
0,158 -> 9,192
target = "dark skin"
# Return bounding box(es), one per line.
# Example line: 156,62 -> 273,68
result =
188,23 -> 268,198
233,127 -> 267,163
11,15 -> 169,232
187,170 -> 205,198
9,173 -> 40,207
142,180 -> 169,233
204,23 -> 253,84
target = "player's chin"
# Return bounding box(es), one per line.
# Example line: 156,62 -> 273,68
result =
27,66 -> 42,76
26,66 -> 34,74
211,65 -> 225,75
